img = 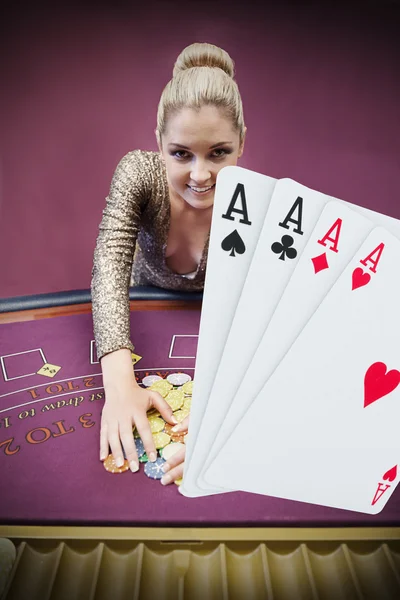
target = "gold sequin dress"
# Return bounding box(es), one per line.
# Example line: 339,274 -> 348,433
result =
91,150 -> 208,360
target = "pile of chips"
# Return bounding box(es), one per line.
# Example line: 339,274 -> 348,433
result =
103,373 -> 193,486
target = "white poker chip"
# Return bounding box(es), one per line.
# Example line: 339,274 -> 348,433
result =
161,442 -> 185,461
142,375 -> 163,387
166,373 -> 192,386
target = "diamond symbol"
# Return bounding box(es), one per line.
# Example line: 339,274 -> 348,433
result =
311,252 -> 329,274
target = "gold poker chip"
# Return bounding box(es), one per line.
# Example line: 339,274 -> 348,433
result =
148,416 -> 164,433
147,408 -> 161,418
173,408 -> 190,423
161,441 -> 185,461
149,380 -> 173,397
152,432 -> 171,449
165,389 -> 184,411
174,478 -> 183,486
183,397 -> 192,410
181,381 -> 193,395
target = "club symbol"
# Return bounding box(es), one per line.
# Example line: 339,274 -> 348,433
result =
271,235 -> 297,261
221,229 -> 246,257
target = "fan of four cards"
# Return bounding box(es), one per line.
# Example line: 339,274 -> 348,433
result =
180,166 -> 400,515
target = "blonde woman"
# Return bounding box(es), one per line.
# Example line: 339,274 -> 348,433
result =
92,42 -> 247,484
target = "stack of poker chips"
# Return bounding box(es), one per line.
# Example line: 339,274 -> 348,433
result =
103,374 -> 193,485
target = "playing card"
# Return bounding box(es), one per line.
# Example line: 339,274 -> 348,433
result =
198,179 -> 400,495
182,178 -> 332,496
182,166 -> 276,496
205,227 -> 400,514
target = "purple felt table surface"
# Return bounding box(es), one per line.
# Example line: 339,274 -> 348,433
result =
0,309 -> 399,527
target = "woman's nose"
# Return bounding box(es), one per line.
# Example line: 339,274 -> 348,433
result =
190,160 -> 211,183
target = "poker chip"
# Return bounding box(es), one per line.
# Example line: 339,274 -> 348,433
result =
183,397 -> 192,410
147,408 -> 161,418
142,375 -> 163,387
163,422 -> 176,436
181,381 -> 193,395
135,437 -> 146,458
148,416 -> 164,433
161,441 -> 185,461
166,373 -> 192,386
139,452 -> 149,463
152,432 -> 171,449
103,454 -> 130,474
165,389 -> 184,411
144,457 -> 166,480
173,408 -> 190,422
171,432 -> 186,443
148,379 -> 173,397
174,478 -> 183,486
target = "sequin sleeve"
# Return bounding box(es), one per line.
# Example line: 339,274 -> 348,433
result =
91,150 -> 151,360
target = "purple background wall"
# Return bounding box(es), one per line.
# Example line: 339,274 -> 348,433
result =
1,0 -> 399,299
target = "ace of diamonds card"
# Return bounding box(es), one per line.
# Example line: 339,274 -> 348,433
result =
206,226 -> 400,514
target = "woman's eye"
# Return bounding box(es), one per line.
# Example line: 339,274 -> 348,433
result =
173,150 -> 188,159
212,149 -> 227,158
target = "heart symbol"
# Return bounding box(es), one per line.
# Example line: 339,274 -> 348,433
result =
383,466 -> 397,482
352,267 -> 371,290
364,362 -> 400,407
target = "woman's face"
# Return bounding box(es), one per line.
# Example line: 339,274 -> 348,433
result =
158,105 -> 246,211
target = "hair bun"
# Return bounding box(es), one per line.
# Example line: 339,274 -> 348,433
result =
173,42 -> 235,78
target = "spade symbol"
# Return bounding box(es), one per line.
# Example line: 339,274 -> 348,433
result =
221,229 -> 246,257
271,235 -> 297,261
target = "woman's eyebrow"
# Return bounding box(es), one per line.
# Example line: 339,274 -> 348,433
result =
167,142 -> 233,149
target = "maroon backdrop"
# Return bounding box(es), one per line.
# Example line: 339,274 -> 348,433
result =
1,0 -> 399,298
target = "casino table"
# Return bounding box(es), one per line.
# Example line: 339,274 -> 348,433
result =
1,287 -> 400,599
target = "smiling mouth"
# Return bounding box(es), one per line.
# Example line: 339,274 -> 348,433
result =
187,184 -> 216,194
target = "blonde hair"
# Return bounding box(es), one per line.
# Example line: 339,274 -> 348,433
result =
156,42 -> 245,147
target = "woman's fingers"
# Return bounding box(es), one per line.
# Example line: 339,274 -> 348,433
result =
171,414 -> 190,434
151,391 -> 178,425
99,420 -> 109,461
119,424 -> 139,472
161,462 -> 184,485
134,411 -> 158,462
161,446 -> 186,485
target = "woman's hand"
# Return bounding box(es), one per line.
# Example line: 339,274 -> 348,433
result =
100,349 -> 178,472
161,415 -> 189,485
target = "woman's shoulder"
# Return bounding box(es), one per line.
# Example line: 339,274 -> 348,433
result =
116,149 -> 163,176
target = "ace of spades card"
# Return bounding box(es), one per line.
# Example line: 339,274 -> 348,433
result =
205,227 -> 400,514
182,166 -> 276,496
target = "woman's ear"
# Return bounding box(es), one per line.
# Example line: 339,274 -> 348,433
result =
238,126 -> 247,158
155,129 -> 162,154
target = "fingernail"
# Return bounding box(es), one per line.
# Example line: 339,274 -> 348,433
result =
100,453 -> 107,461
172,424 -> 181,432
115,457 -> 124,468
171,416 -> 178,424
161,474 -> 171,485
162,463 -> 170,473
149,452 -> 157,462
130,461 -> 139,473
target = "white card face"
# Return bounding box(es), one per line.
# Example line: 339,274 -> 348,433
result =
183,178 -> 331,496
205,227 -> 400,514
181,166 -> 276,497
199,178 -> 400,495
